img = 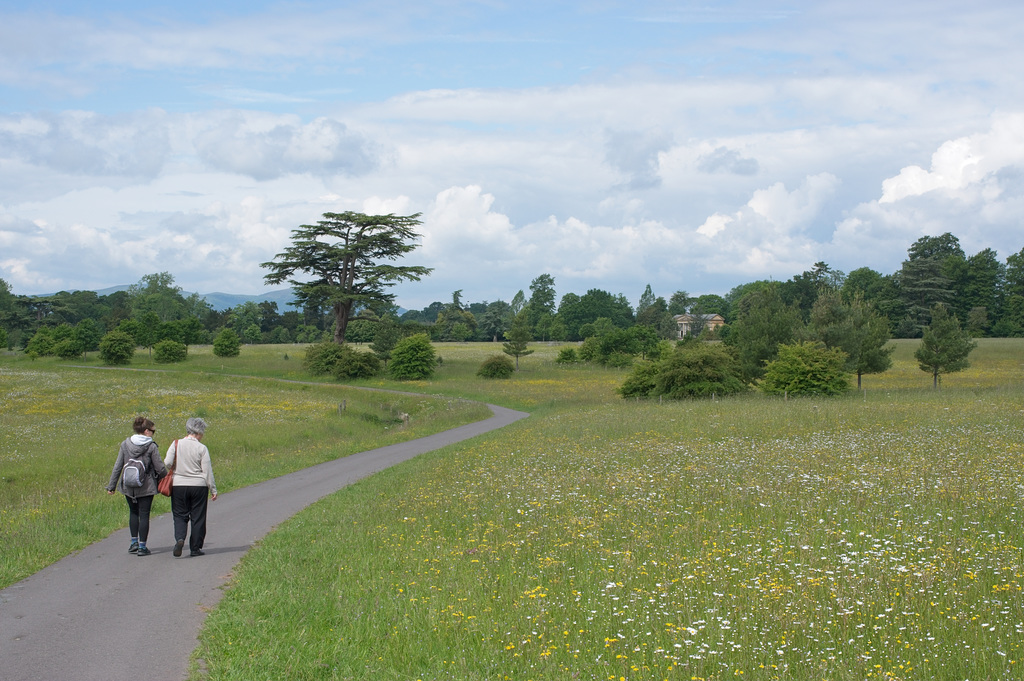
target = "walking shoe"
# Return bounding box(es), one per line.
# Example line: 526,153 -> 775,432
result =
129,542 -> 139,554
173,540 -> 184,557
136,546 -> 152,556
190,549 -> 205,557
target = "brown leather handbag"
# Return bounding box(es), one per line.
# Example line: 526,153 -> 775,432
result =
157,440 -> 177,497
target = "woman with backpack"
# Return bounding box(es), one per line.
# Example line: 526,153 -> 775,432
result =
163,417 -> 218,558
106,416 -> 167,556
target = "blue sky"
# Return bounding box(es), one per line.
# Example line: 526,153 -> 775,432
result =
2,0 -> 1023,309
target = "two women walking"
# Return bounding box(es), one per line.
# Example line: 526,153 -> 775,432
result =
107,416 -> 217,557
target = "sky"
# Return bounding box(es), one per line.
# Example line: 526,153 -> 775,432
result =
1,0 -> 1023,311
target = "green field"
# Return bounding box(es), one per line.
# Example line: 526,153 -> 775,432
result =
2,340 -> 1023,680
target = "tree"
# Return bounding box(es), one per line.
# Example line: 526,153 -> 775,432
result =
99,330 -> 136,365
479,300 -> 512,342
137,311 -> 161,356
128,272 -> 186,322
759,341 -> 851,397
781,262 -> 844,321
76,318 -> 103,355
636,295 -> 676,339
262,212 -> 432,344
390,333 -> 436,380
26,327 -> 56,357
556,288 -> 634,341
502,311 -> 534,370
914,304 -> 977,389
213,328 -> 241,358
370,316 -> 402,367
636,284 -> 656,318
809,291 -> 894,389
526,274 -> 557,332
1006,247 -> 1024,299
898,234 -> 963,334
727,283 -> 803,383
435,290 -> 477,341
667,290 -> 690,316
952,248 -> 1003,328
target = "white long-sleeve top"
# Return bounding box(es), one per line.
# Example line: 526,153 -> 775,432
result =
164,436 -> 217,495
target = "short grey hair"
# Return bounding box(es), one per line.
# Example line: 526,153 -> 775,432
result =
185,417 -> 208,436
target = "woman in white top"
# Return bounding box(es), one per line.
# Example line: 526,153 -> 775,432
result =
164,417 -> 218,557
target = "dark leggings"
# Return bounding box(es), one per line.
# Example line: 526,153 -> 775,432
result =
124,494 -> 154,543
171,486 -> 209,553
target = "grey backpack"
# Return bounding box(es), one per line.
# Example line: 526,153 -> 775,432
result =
121,455 -> 147,488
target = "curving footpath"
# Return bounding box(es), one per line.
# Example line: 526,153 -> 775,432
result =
0,403 -> 528,681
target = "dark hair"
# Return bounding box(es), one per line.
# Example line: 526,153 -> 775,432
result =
132,416 -> 156,434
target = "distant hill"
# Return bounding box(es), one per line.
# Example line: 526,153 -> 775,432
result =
200,289 -> 299,311
86,285 -> 299,311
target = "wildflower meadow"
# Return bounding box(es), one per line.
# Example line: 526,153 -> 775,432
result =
1,340 -> 1021,679
188,340 -> 1023,681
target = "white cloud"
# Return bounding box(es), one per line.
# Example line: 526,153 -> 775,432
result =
831,113 -> 1024,272
880,112 -> 1024,204
692,173 -> 839,277
192,114 -> 377,180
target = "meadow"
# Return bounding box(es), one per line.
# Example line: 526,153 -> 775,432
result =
0,347 -> 491,587
189,339 -> 1022,681
2,339 -> 1022,680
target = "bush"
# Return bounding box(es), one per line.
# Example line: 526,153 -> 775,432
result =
0,327 -> 7,351
54,338 -> 85,360
554,346 -> 578,364
332,345 -> 382,380
477,354 -> 515,379
604,351 -> 635,368
213,328 -> 241,358
618,360 -> 661,398
389,334 -> 436,380
577,336 -> 601,362
25,328 -> 56,357
619,342 -> 747,400
303,341 -> 346,375
759,341 -> 851,396
99,330 -> 136,365
153,339 -> 188,363
654,343 -> 747,399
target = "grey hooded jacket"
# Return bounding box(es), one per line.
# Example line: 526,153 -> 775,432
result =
106,435 -> 167,500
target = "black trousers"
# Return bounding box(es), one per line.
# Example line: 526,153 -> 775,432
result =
124,494 -> 154,543
171,486 -> 209,552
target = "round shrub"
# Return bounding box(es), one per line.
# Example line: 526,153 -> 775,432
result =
153,339 -> 188,363
618,360 -> 661,398
303,341 -> 346,375
477,354 -> 515,379
99,330 -> 136,365
331,345 -> 382,380
389,334 -> 436,380
213,328 -> 241,358
760,341 -> 851,396
555,346 -> 578,364
653,342 -> 746,399
25,328 -> 56,357
54,337 -> 85,360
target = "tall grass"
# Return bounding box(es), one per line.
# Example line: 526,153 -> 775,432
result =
188,339 -> 1024,680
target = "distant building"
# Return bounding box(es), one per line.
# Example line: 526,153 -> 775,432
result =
673,313 -> 726,339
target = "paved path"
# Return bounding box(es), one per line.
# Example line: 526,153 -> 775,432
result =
0,403 -> 528,681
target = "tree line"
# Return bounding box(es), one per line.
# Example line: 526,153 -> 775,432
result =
1,220 -> 1021,361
